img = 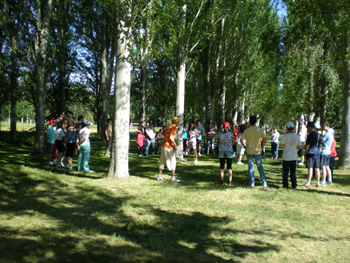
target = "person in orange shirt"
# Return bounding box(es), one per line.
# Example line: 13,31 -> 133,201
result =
157,117 -> 181,182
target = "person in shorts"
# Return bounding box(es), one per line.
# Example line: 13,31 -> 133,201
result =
157,117 -> 181,182
320,122 -> 333,186
301,122 -> 321,188
45,119 -> 56,165
298,118 -> 307,165
63,121 -> 76,171
218,122 -> 235,185
206,122 -> 216,154
236,124 -> 246,164
195,120 -> 204,156
187,122 -> 198,163
279,121 -> 302,189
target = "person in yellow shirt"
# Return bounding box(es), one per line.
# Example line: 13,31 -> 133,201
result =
157,117 -> 181,182
240,116 -> 268,187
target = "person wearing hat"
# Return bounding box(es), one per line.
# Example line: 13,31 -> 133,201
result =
77,120 -> 93,172
279,121 -> 303,189
298,118 -> 307,166
240,115 -> 268,187
45,119 -> 57,166
218,122 -> 235,185
157,117 -> 181,182
301,122 -> 321,188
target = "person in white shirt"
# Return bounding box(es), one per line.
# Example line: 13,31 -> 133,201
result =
77,120 -> 93,172
279,121 -> 303,189
271,127 -> 280,159
55,121 -> 66,168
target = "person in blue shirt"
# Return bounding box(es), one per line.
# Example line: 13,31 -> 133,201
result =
195,120 -> 205,156
183,121 -> 188,154
320,121 -> 333,186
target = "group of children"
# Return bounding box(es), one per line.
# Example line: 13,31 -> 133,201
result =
45,113 -> 94,172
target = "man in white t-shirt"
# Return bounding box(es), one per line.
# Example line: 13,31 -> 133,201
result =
298,118 -> 307,165
280,121 -> 303,189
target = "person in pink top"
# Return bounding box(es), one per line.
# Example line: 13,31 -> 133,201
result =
329,128 -> 337,184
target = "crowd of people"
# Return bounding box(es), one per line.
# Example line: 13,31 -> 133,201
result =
156,115 -> 337,189
45,112 -> 95,173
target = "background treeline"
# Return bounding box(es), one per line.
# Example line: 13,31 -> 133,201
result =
0,0 -> 349,167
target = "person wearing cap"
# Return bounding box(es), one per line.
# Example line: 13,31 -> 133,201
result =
45,120 -> 57,166
218,122 -> 235,185
157,117 -> 181,182
77,120 -> 93,172
240,115 -> 268,187
279,121 -> 303,189
298,118 -> 307,166
301,122 -> 321,188
319,121 -> 333,186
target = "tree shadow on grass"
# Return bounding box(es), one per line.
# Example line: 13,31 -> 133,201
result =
0,164 -> 281,263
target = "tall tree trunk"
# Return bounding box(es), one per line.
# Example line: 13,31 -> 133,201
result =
34,0 -> 54,153
100,11 -> 108,143
175,4 -> 187,160
218,19 -> 227,126
108,0 -> 132,179
10,35 -> 18,141
339,35 -> 350,169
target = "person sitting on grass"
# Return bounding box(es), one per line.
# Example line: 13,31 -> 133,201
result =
279,121 -> 303,189
218,122 -> 235,185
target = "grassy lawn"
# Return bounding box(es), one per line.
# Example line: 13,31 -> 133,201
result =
0,132 -> 349,262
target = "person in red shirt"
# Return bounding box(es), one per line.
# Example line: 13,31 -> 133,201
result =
157,117 -> 181,182
329,128 -> 337,183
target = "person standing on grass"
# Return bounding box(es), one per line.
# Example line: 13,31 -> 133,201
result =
195,120 -> 204,156
271,127 -> 280,159
301,122 -> 321,188
232,125 -> 239,156
329,128 -> 337,183
104,118 -> 112,157
145,120 -> 156,155
77,120 -> 93,172
206,122 -> 216,155
183,121 -> 188,155
298,118 -> 307,166
240,115 -> 268,187
156,128 -> 164,154
63,122 -> 76,171
236,124 -> 246,165
157,117 -> 181,182
55,120 -> 66,168
279,121 -> 303,189
187,122 -> 199,163
319,122 -> 333,186
218,122 -> 235,185
136,121 -> 147,156
45,119 -> 56,166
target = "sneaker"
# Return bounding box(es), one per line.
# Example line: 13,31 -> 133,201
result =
171,177 -> 181,182
251,183 -> 255,187
300,183 -> 310,188
327,180 -> 333,185
157,175 -> 164,181
138,154 -> 142,157
321,181 -> 327,187
263,183 -> 268,188
56,164 -> 63,168
237,162 -> 244,165
68,167 -> 75,171
194,159 -> 198,163
53,158 -> 58,163
47,161 -> 54,166
228,181 -> 232,186
198,152 -> 201,156
87,170 -> 94,173
298,162 -> 304,166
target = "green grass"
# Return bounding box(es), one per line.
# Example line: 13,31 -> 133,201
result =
0,133 -> 349,262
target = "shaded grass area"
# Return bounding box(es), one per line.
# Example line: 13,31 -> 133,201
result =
0,136 -> 350,262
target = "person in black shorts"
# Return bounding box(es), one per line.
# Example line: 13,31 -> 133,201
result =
301,122 -> 321,188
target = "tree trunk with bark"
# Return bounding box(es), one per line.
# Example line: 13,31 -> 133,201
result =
107,0 -> 132,179
10,34 -> 18,141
